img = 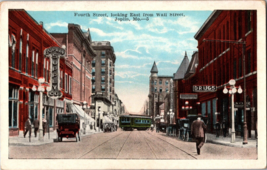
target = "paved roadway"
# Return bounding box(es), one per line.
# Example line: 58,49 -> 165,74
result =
9,129 -> 257,159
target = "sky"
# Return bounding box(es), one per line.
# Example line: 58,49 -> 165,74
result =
28,10 -> 212,113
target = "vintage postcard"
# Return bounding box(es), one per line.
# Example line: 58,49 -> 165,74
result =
1,1 -> 266,169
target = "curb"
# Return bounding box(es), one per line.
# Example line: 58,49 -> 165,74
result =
206,139 -> 256,148
9,131 -> 103,146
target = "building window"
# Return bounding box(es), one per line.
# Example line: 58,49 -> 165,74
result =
48,107 -> 53,127
165,81 -> 168,85
92,60 -> 95,67
159,80 -> 162,84
247,11 -> 251,32
29,91 -> 38,123
233,59 -> 237,79
92,85 -> 95,93
159,88 -> 162,93
101,76 -> 105,84
43,58 -> 45,80
46,60 -> 49,82
19,37 -> 22,71
151,80 -> 153,85
35,52 -> 38,78
65,73 -> 68,93
101,60 -> 105,66
69,76 -> 72,94
60,70 -> 63,89
101,68 -> 105,73
238,57 -> 242,77
166,88 -> 169,93
212,98 -> 217,125
31,50 -> 35,77
247,50 -> 251,74
10,34 -> 16,68
9,85 -> 19,128
26,43 -> 29,74
154,87 -> 157,92
101,85 -> 105,91
201,102 -> 206,117
154,80 -> 157,85
238,12 -> 242,39
101,51 -> 105,58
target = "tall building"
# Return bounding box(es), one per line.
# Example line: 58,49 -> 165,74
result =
8,9 -> 69,136
90,41 -> 116,127
148,61 -> 172,123
51,24 -> 96,118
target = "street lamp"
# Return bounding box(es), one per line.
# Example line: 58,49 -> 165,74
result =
32,77 -> 45,142
223,79 -> 243,143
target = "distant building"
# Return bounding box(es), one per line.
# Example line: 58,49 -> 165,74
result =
148,61 -> 172,123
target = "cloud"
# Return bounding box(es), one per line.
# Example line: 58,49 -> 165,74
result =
45,21 -> 68,30
115,51 -> 153,60
116,71 -> 149,79
116,62 -> 152,69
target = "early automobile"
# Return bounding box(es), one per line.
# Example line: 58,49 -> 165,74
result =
56,113 -> 80,142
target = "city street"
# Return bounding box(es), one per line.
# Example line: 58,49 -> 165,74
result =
9,129 -> 257,159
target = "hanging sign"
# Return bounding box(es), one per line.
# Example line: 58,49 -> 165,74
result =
44,47 -> 66,99
193,85 -> 217,92
234,102 -> 251,108
180,93 -> 198,99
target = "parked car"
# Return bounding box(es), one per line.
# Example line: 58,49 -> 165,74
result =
56,113 -> 80,142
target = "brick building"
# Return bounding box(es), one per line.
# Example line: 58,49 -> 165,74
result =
51,25 -> 96,120
176,10 -> 257,138
8,10 -> 71,136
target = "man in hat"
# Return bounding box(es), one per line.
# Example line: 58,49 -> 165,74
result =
42,118 -> 47,136
33,119 -> 39,137
222,119 -> 227,137
24,117 -> 32,141
191,115 -> 207,155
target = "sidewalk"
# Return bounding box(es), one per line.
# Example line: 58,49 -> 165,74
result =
9,129 -> 102,146
155,131 -> 257,148
206,133 -> 257,148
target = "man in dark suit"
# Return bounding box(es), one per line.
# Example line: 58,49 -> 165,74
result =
24,117 -> 32,141
33,119 -> 39,137
191,116 -> 207,155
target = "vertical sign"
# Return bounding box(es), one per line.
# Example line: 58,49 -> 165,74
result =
44,47 -> 66,99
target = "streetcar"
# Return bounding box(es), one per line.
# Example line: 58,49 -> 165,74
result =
119,115 -> 152,131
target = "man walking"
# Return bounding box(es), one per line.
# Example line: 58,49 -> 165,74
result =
222,119 -> 227,137
24,117 -> 32,142
33,119 -> 39,137
191,115 -> 207,155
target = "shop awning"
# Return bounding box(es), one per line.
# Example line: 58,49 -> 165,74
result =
72,104 -> 95,123
103,116 -> 113,124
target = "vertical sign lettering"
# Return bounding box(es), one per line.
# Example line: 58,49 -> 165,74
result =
44,47 -> 66,99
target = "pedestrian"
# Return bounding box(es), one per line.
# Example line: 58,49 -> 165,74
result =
33,119 -> 39,137
42,118 -> 47,136
222,119 -> 227,137
215,122 -> 220,138
191,115 -> 207,155
24,117 -> 32,141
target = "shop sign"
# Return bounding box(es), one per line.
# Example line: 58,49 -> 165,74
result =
234,102 -> 251,108
180,93 -> 198,99
193,85 -> 217,92
44,47 -> 66,99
